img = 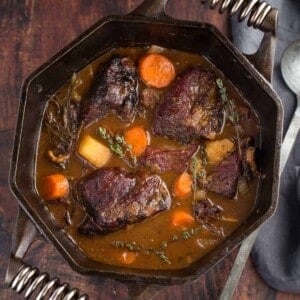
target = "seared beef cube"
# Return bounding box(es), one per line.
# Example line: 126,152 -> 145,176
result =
205,150 -> 240,199
152,68 -> 224,144
80,57 -> 139,125
204,138 -> 259,198
241,137 -> 259,181
76,168 -> 171,235
140,144 -> 198,173
140,88 -> 160,108
193,199 -> 221,222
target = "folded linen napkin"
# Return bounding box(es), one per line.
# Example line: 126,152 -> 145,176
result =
232,0 -> 300,293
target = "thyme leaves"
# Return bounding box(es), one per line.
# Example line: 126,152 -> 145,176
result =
111,226 -> 203,265
216,78 -> 239,125
44,73 -> 81,169
98,127 -> 137,167
147,248 -> 171,264
111,241 -> 142,251
190,145 -> 208,202
216,78 -> 241,156
172,226 -> 202,241
111,240 -> 171,264
191,156 -> 200,199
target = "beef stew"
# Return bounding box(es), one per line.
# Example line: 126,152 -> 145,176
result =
36,46 -> 261,270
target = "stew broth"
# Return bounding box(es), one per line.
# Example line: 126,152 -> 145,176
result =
36,47 -> 260,270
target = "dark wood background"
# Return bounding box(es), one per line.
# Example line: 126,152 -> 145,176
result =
0,0 -> 299,299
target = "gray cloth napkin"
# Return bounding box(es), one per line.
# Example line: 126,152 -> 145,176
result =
232,0 -> 300,293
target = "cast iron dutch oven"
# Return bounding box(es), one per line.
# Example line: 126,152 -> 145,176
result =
7,0 -> 283,292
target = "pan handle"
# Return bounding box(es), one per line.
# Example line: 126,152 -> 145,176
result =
129,0 -> 169,18
244,8 -> 278,82
5,208 -> 88,299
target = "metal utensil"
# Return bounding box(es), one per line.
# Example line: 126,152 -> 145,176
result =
220,40 -> 300,300
281,39 -> 300,167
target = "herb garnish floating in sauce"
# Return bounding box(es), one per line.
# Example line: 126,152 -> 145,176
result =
216,78 -> 239,124
191,156 -> 200,201
190,145 -> 208,203
112,240 -> 171,264
172,226 -> 202,241
216,78 -> 241,156
198,144 -> 208,188
112,226 -> 203,265
44,73 -> 81,169
147,248 -> 171,264
111,241 -> 142,251
98,126 -> 137,167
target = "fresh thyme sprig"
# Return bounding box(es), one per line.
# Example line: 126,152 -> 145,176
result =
111,241 -> 142,251
172,226 -> 202,241
216,78 -> 239,125
111,240 -> 171,264
147,248 -> 171,264
191,156 -> 200,199
98,127 -> 137,167
216,78 -> 241,156
198,144 -> 208,191
44,73 -> 82,169
190,145 -> 208,202
111,225 -> 204,265
199,144 -> 208,166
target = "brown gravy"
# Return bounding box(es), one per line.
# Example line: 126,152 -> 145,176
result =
36,47 -> 260,270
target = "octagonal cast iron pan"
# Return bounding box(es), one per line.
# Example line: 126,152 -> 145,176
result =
6,0 -> 283,297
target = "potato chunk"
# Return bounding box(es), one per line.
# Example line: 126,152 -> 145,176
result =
78,135 -> 112,168
205,139 -> 234,164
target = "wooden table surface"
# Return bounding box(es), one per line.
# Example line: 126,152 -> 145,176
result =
0,1 -> 299,299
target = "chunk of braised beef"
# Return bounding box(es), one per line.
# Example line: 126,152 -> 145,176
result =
75,168 -> 171,235
140,144 -> 198,173
152,68 -> 224,144
205,150 -> 240,199
240,138 -> 259,182
140,88 -> 160,108
193,199 -> 221,222
204,137 -> 259,199
80,57 -> 139,125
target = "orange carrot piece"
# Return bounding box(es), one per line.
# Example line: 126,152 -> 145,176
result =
124,126 -> 148,157
42,174 -> 69,201
118,251 -> 137,265
171,210 -> 195,227
173,172 -> 193,198
139,53 -> 175,88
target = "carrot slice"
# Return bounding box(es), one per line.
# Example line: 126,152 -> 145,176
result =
171,210 -> 195,227
124,126 -> 148,157
42,174 -> 69,201
173,172 -> 193,198
139,53 -> 175,88
118,251 -> 137,265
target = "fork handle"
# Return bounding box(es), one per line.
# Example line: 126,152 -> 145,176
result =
280,97 -> 300,173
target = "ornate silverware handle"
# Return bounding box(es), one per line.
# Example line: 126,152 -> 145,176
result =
5,209 -> 88,300
10,265 -> 88,300
201,0 -> 274,31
